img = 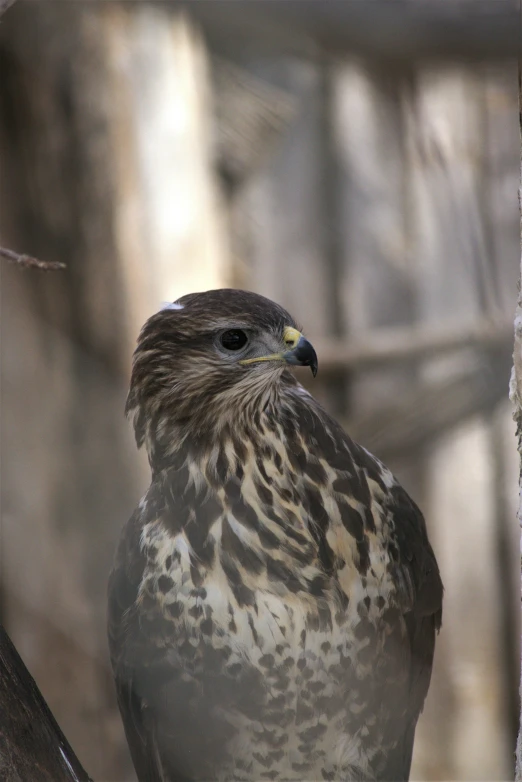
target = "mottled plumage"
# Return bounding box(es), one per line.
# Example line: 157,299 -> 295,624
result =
108,289 -> 443,782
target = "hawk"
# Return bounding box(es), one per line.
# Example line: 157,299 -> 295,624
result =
108,289 -> 443,782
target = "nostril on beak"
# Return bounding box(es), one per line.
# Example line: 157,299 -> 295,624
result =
283,327 -> 302,351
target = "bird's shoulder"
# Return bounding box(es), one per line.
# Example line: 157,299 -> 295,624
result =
287,384 -> 443,618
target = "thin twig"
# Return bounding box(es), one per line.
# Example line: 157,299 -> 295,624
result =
0,246 -> 65,271
0,2 -> 65,274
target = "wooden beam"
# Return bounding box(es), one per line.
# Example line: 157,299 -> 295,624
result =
173,0 -> 518,63
312,321 -> 512,372
346,350 -> 512,461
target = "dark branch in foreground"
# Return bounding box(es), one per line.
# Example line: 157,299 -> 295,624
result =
0,246 -> 65,271
0,623 -> 93,782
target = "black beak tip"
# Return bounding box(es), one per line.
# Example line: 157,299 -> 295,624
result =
295,338 -> 318,378
285,336 -> 318,377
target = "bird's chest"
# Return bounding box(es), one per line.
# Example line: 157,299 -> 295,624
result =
139,513 -> 405,781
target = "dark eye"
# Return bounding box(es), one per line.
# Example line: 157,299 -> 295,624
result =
220,329 -> 248,351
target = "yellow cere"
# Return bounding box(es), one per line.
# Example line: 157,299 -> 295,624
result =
283,327 -> 302,348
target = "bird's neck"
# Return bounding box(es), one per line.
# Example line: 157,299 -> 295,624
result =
145,375 -> 301,477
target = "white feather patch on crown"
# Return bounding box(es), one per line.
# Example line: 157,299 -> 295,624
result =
160,301 -> 184,311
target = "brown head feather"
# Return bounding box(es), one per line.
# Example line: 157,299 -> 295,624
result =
126,289 -> 300,461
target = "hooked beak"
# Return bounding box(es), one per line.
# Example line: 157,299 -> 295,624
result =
238,326 -> 318,377
282,327 -> 318,377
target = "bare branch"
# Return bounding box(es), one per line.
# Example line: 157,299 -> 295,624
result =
0,1 -> 65,273
0,246 -> 65,271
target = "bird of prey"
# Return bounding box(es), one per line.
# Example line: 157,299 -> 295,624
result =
108,289 -> 443,782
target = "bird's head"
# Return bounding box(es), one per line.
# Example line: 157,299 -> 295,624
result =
126,289 -> 318,455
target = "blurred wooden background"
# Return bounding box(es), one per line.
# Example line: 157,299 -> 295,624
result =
0,3 -> 519,780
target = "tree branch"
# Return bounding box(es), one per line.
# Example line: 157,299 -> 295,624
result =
0,246 -> 65,271
0,0 -> 65,273
0,623 -> 93,782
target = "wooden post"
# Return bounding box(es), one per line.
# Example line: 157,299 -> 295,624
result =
512,64 -> 522,782
410,64 -> 516,780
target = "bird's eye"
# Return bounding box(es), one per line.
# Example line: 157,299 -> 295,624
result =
220,329 -> 249,351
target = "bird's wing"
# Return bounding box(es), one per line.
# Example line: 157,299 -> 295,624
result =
299,396 -> 443,780
108,505 -> 241,782
107,509 -> 170,782
375,482 -> 443,781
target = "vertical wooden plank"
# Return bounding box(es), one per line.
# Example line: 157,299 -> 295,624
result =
408,69 -> 488,326
407,65 -> 513,781
331,60 -> 421,442
244,59 -> 336,408
246,61 -> 326,332
103,5 -> 230,356
480,64 -> 520,312
333,62 -> 414,333
514,66 -> 522,782
209,57 -> 297,290
315,57 -> 352,417
426,419 -> 512,780
488,402 -> 522,751
480,63 -> 520,754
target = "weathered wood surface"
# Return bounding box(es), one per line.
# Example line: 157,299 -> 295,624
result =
246,53 -> 518,781
314,321 -> 512,372
348,347 -> 513,463
402,64 -> 517,780
0,3 -> 228,778
245,59 -> 339,415
212,57 -> 296,194
511,65 -> 522,782
175,0 -> 519,62
0,623 -> 92,782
